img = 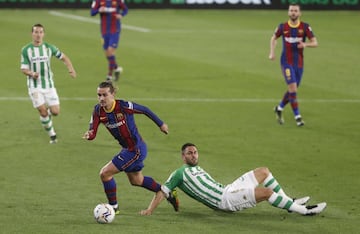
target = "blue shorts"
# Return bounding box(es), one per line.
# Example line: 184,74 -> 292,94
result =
281,64 -> 304,87
102,33 -> 120,50
112,143 -> 147,173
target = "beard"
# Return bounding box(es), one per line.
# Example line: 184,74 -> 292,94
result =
290,14 -> 299,21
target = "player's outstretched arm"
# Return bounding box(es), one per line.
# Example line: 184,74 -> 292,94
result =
140,190 -> 166,216
61,53 -> 76,78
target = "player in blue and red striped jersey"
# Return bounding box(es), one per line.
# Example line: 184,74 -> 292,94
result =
269,4 -> 318,127
83,81 -> 178,214
91,0 -> 128,81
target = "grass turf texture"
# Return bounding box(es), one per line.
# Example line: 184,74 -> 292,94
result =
0,9 -> 359,234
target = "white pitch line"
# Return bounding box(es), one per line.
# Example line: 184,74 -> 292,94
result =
48,10 -> 151,33
1,97 -> 360,103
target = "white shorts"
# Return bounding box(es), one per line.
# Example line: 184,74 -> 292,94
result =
219,170 -> 258,212
28,88 -> 60,108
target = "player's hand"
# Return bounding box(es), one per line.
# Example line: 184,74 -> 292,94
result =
31,72 -> 39,79
269,53 -> 275,61
69,70 -> 77,78
82,130 -> 93,139
139,209 -> 152,216
297,41 -> 306,49
99,6 -> 106,13
160,123 -> 169,135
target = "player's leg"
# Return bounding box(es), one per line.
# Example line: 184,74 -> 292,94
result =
100,161 -> 120,214
37,104 -> 56,140
105,47 -> 117,80
126,171 -> 161,192
293,68 -> 304,126
278,91 -> 290,109
48,105 -> 60,116
44,89 -> 60,143
255,167 -> 303,202
109,32 -> 122,81
274,65 -> 294,124
281,65 -> 303,125
121,145 -> 161,192
255,187 -> 308,214
102,34 -> 113,80
105,33 -> 121,81
30,90 -> 57,143
287,82 -> 304,125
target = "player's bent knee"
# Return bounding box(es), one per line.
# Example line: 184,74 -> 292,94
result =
255,167 -> 270,178
99,169 -> 113,181
255,187 -> 273,202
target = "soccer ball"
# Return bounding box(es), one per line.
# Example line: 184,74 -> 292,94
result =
93,203 -> 115,224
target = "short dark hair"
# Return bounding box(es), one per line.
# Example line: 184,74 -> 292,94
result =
32,23 -> 44,32
181,143 -> 196,152
289,3 -> 301,9
98,81 -> 116,94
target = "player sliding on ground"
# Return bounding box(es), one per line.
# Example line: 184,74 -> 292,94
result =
140,143 -> 326,216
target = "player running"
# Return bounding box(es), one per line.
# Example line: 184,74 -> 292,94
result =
20,23 -> 76,144
83,81 -> 178,214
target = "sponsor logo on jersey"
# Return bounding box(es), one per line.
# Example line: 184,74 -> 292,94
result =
284,37 -> 302,43
30,56 -> 48,62
106,120 -> 126,128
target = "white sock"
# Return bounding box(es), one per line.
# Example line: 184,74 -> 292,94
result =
268,192 -> 307,215
40,115 -> 56,136
263,173 -> 292,201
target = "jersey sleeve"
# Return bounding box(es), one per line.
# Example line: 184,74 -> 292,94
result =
20,47 -> 30,70
87,105 -> 101,140
274,23 -> 283,38
90,0 -> 100,16
305,23 -> 315,39
119,0 -> 128,17
122,101 -> 164,127
46,43 -> 63,59
161,168 -> 184,194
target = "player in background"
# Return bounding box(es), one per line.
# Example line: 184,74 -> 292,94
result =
140,143 -> 327,216
269,3 -> 318,126
91,0 -> 128,81
20,23 -> 77,144
83,81 -> 178,214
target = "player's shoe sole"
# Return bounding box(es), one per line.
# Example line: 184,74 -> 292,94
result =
293,196 -> 310,205
305,202 -> 327,216
114,207 -> 120,215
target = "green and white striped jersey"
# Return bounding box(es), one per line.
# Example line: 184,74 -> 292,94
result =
20,42 -> 63,89
163,165 -> 225,209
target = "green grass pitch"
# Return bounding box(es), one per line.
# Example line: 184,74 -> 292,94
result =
0,9 -> 359,234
